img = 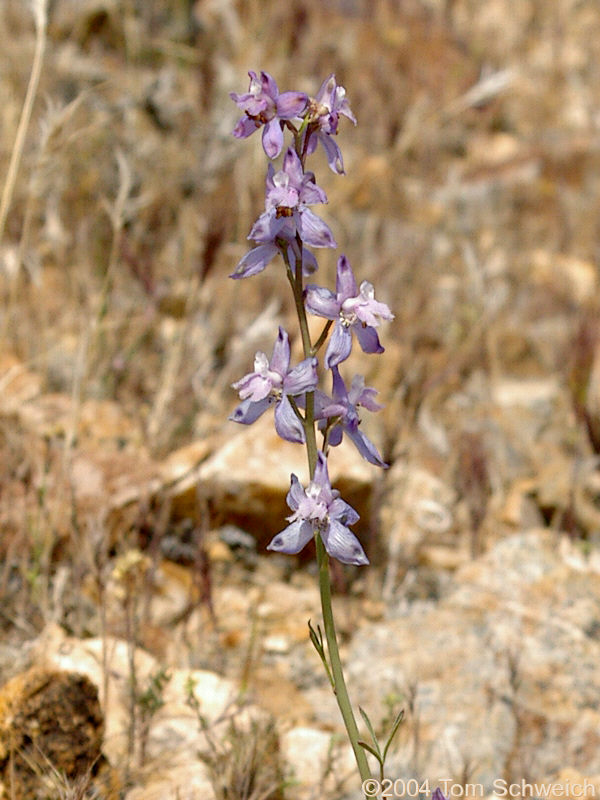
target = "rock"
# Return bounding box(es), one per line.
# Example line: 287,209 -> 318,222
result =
379,461 -> 458,595
418,543 -> 469,571
280,726 -> 356,800
256,581 -> 321,638
0,666 -> 118,799
339,530 -> 600,788
33,624 -> 160,767
29,625 -> 270,797
125,763 -> 215,800
160,437 -> 217,486
142,668 -> 247,766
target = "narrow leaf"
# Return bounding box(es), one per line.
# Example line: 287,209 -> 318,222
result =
359,706 -> 382,759
307,619 -> 324,656
357,739 -> 383,765
382,708 -> 405,763
308,619 -> 334,688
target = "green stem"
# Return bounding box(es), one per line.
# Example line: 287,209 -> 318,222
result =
316,533 -> 372,782
313,319 -> 333,355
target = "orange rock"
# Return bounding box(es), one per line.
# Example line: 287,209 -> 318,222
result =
0,666 -> 120,799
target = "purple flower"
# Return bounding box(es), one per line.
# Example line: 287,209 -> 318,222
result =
230,327 -> 317,443
253,148 -> 335,246
230,240 -> 318,281
230,71 -> 308,159
305,255 -> 394,368
304,74 -> 357,174
267,451 -> 369,566
230,148 -> 336,279
230,243 -> 281,279
315,367 -> 387,467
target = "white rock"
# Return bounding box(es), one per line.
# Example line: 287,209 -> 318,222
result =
32,626 -> 246,773
344,530 -> 600,788
280,726 -> 356,800
125,763 -> 215,800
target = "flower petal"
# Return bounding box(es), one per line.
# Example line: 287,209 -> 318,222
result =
330,365 -> 348,401
299,171 -> 328,205
229,396 -> 271,425
296,208 -> 337,248
276,91 -> 308,118
259,70 -> 279,100
354,280 -> 395,326
313,389 -> 345,420
283,242 -> 319,276
326,424 -> 343,447
315,73 -> 336,105
284,356 -> 318,395
232,116 -> 260,140
305,285 -> 340,319
248,210 -> 286,243
232,369 -> 271,402
282,147 -> 304,186
334,86 -> 356,125
335,255 -> 358,299
346,427 -> 387,468
230,244 -> 279,279
353,323 -> 384,355
270,327 -> 291,375
329,496 -> 360,526
262,119 -> 284,159
300,248 -> 318,275
313,451 -> 331,491
275,395 -> 305,443
348,376 -> 383,411
321,520 -> 369,566
325,321 -> 352,369
286,473 -> 305,512
264,161 -> 276,194
319,132 -> 345,174
304,130 -> 318,157
267,519 -> 314,555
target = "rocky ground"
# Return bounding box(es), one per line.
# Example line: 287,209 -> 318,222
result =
1,0 -> 600,798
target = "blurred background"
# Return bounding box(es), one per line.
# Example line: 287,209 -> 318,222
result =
1,0 -> 600,797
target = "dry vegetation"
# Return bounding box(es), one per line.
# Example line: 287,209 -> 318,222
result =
1,0 -> 600,796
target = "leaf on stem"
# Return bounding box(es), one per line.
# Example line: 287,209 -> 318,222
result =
382,708 -> 405,764
358,706 -> 383,763
357,739 -> 382,763
308,619 -> 334,688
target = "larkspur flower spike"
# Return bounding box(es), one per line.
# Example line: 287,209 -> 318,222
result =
228,70 -> 396,791
229,71 -> 391,568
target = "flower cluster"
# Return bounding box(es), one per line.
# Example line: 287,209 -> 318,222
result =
229,71 -> 393,566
